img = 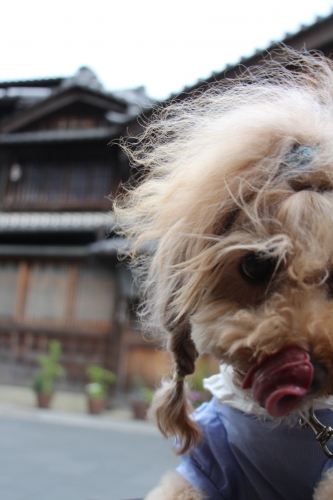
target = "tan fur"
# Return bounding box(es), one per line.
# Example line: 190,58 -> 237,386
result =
145,472 -> 203,500
313,469 -> 333,500
115,47 -> 333,498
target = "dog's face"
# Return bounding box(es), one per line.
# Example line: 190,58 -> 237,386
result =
190,145 -> 333,418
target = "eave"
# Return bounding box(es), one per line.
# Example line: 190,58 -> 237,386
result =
89,237 -> 154,256
0,78 -> 64,89
0,126 -> 122,144
0,86 -> 128,134
0,244 -> 89,258
0,212 -> 115,232
171,12 -> 333,100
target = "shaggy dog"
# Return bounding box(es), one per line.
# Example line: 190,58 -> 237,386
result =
115,48 -> 333,500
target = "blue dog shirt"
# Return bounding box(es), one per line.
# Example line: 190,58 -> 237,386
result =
177,369 -> 333,500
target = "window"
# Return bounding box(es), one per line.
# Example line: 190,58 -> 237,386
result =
73,266 -> 114,324
0,261 -> 115,329
25,263 -> 69,321
3,160 -> 113,207
0,262 -> 19,318
45,163 -> 66,201
67,165 -> 89,200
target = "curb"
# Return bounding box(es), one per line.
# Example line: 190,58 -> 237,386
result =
0,403 -> 160,435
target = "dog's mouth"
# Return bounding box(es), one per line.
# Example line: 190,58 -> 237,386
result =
241,346 -> 322,417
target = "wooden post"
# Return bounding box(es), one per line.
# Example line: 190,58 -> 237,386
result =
16,261 -> 29,321
66,266 -> 78,323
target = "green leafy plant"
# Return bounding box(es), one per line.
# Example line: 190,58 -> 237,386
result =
31,340 -> 65,394
86,365 -> 116,398
131,376 -> 155,404
134,385 -> 155,404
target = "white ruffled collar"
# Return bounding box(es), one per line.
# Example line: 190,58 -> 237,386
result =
203,364 -> 333,416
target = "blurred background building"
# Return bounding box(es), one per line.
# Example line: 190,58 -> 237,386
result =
0,66 -> 159,392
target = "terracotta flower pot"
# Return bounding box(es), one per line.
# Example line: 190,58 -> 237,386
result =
36,392 -> 53,409
132,398 -> 150,420
88,396 -> 106,415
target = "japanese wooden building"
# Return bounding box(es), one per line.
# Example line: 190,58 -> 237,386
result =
0,67 -> 171,391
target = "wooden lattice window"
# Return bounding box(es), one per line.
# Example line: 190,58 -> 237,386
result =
38,115 -> 104,130
26,262 -> 115,328
24,263 -> 69,322
16,262 -> 114,328
44,162 -> 66,201
0,262 -> 19,318
3,159 -> 113,207
73,266 -> 114,324
19,163 -> 44,202
0,260 -> 115,329
67,165 -> 89,200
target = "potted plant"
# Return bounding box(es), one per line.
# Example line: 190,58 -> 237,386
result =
86,365 -> 116,414
131,384 -> 155,420
31,340 -> 65,409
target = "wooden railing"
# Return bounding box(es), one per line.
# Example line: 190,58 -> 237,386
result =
2,160 -> 116,210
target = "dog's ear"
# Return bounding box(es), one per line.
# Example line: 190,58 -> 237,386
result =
149,321 -> 201,454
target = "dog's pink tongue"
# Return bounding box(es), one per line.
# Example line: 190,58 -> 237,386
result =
242,347 -> 313,417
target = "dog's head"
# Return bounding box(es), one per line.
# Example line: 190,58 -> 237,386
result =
115,48 -> 333,452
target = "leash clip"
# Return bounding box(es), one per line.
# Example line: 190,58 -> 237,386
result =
299,405 -> 333,459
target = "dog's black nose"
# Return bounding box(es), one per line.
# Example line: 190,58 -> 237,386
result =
310,362 -> 328,392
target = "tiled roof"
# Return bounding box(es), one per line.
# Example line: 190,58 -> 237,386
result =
89,237 -> 154,256
0,244 -> 88,258
89,237 -> 131,256
168,11 -> 333,100
0,126 -> 122,143
0,212 -> 115,232
0,77 -> 64,89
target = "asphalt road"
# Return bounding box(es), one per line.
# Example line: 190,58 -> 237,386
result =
0,408 -> 181,500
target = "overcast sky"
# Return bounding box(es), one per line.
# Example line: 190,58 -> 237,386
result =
1,0 -> 333,99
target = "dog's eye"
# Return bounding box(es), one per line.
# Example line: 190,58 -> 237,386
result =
325,272 -> 333,299
240,253 -> 277,283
